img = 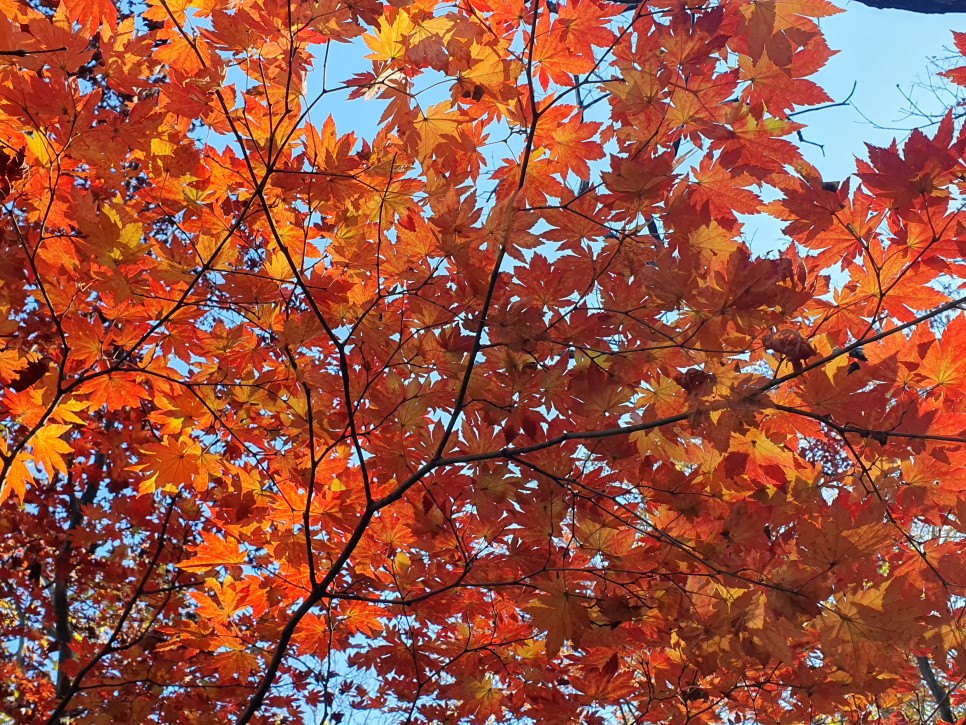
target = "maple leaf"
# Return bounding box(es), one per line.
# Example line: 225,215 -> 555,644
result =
739,52 -> 833,115
941,31 -> 966,87
134,435 -> 205,494
857,113 -> 966,210
687,156 -> 762,219
915,315 -> 966,392
0,353 -> 48,392
30,424 -> 74,478
525,575 -> 593,657
62,0 -> 118,38
0,452 -> 31,504
533,106 -> 604,181
456,674 -> 505,720
364,11 -> 415,62
531,13 -> 596,89
178,531 -> 248,573
337,600 -> 384,637
407,100 -> 465,165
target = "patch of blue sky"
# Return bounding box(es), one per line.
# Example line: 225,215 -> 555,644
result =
743,3 -> 966,255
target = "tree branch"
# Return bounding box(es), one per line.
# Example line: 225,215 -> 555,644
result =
849,0 -> 966,13
916,655 -> 955,723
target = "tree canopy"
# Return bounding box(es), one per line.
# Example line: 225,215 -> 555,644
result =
3,0 -> 966,723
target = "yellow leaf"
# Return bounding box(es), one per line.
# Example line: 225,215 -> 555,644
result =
0,454 -> 32,504
463,43 -> 512,90
411,101 -> 462,164
31,424 -> 74,476
364,11 -> 414,62
53,399 -> 90,426
688,222 -> 738,256
264,251 -> 291,281
151,137 -> 176,157
119,221 -> 143,248
25,131 -> 54,166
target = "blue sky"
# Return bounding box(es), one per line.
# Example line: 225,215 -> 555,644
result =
733,1 -> 966,252
802,1 -> 966,179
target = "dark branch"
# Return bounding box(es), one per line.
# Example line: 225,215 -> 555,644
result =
848,0 -> 966,13
916,655 -> 956,723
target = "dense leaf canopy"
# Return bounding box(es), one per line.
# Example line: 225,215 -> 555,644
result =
3,0 -> 966,723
